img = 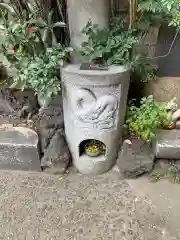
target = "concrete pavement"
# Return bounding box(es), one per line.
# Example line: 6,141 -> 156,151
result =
0,170 -> 178,239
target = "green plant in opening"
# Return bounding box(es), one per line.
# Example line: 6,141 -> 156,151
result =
125,95 -> 170,141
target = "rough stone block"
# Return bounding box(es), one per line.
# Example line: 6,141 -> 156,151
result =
39,95 -> 64,129
0,126 -> 41,171
41,129 -> 71,174
153,130 -> 180,160
117,139 -> 155,178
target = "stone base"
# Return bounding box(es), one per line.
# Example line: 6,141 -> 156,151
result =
0,126 -> 41,171
75,154 -> 114,175
153,130 -> 180,159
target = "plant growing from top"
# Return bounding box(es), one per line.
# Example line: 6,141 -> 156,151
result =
79,0 -> 180,82
80,19 -> 157,82
125,95 -> 170,141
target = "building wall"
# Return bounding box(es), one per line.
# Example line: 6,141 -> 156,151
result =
110,0 -> 128,15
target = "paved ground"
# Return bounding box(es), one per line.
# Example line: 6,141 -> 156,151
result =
128,176 -> 180,239
0,169 -> 179,240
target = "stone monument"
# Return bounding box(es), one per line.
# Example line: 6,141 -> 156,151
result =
61,64 -> 130,175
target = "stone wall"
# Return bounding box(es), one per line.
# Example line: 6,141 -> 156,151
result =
0,88 -> 71,174
38,94 -> 71,174
0,88 -> 38,117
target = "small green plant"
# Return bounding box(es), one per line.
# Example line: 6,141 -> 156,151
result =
168,166 -> 180,184
150,171 -> 164,182
125,95 -> 170,141
149,166 -> 180,184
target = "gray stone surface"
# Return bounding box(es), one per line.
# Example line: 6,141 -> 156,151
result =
41,129 -> 71,174
0,126 -> 40,171
171,160 -> 180,171
0,170 -> 177,240
118,139 -> 155,178
39,94 -> 64,129
67,0 -> 109,63
39,128 -> 56,152
38,94 -> 71,174
128,176 -> 180,239
153,129 -> 180,159
61,64 -> 130,175
0,88 -> 38,117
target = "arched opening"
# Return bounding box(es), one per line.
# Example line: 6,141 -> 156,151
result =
79,139 -> 106,157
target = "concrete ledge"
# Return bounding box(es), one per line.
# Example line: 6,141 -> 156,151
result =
153,130 -> 180,159
0,126 -> 41,171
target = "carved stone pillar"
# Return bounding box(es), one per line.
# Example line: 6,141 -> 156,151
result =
61,64 -> 130,175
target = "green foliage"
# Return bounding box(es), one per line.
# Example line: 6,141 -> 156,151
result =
130,55 -> 158,82
125,95 -> 170,141
168,166 -> 180,183
80,20 -> 157,82
0,18 -> 42,61
30,9 -> 66,47
0,1 -> 71,103
80,21 -> 137,65
138,0 -> 180,29
150,166 -> 180,184
150,171 -> 164,182
11,45 -> 72,102
0,1 -> 66,48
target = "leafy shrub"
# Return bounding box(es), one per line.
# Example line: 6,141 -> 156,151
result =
80,21 -> 137,66
11,45 -> 72,104
138,0 -> 180,29
80,20 -> 157,82
0,1 -> 71,104
125,95 -> 170,141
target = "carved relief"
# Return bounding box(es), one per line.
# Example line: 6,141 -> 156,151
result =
74,88 -> 118,129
